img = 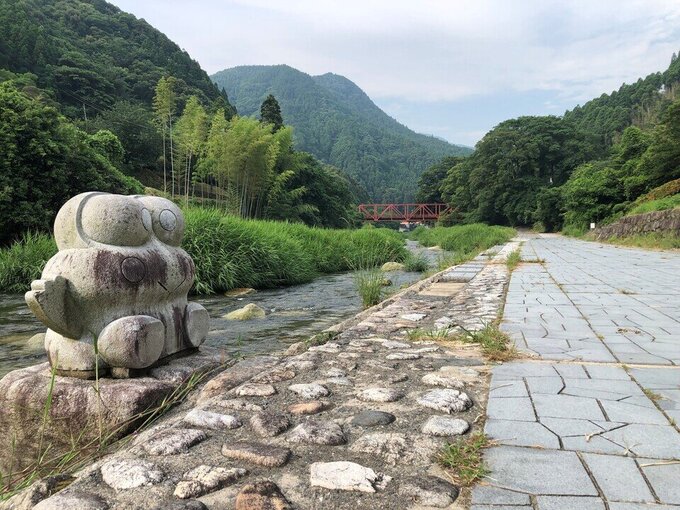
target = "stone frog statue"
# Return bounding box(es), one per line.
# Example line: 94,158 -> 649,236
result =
25,192 -> 209,378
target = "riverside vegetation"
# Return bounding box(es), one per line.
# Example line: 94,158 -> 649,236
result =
0,211 -> 408,295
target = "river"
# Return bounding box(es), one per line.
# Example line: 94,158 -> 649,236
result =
0,241 -> 443,378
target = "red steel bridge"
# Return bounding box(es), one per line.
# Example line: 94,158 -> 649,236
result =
358,203 -> 451,222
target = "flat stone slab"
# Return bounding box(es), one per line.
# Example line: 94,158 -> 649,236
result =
287,419 -> 346,445
309,461 -> 391,493
249,412 -> 291,437
221,441 -> 291,467
143,428 -> 208,455
174,465 -> 247,499
287,401 -> 327,415
483,445 -> 598,495
417,389 -> 473,413
234,383 -> 277,397
356,387 -> 405,402
183,409 -> 241,430
101,459 -> 164,490
398,476 -> 459,508
234,481 -> 293,510
288,383 -> 330,399
421,373 -> 464,388
422,416 -> 469,436
351,410 -> 396,427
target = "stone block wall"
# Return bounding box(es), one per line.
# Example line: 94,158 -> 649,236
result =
592,209 -> 680,240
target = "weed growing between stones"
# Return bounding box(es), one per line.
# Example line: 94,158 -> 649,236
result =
354,269 -> 385,308
458,324 -> 518,362
438,432 -> 490,486
505,249 -> 522,272
643,388 -> 663,402
403,252 -> 430,272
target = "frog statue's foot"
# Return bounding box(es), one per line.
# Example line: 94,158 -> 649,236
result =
98,316 -> 165,371
185,302 -> 209,348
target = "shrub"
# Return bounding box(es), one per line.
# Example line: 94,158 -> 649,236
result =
0,232 -> 57,293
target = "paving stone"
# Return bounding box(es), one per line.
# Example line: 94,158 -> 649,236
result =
397,476 -> 459,507
309,461 -> 391,493
582,453 -> 654,503
382,340 -> 411,349
288,383 -> 330,399
532,394 -> 605,421
221,441 -> 291,467
325,367 -> 347,378
389,373 -> 409,383
386,352 -> 422,360
417,389 -> 473,413
143,428 -> 208,455
349,432 -> 436,465
287,419 -> 346,445
602,423 -> 680,458
486,396 -> 535,421
421,373 -> 464,388
489,380 -> 529,398
207,398 -> 263,412
183,409 -> 242,430
351,410 -> 396,427
535,496 -> 606,510
357,387 -> 405,402
599,400 -> 670,425
483,445 -> 598,495
33,493 -> 109,510
234,383 -> 277,397
485,419 -> 560,448
471,485 -> 530,505
640,458 -> 680,505
422,416 -> 469,436
101,459 -> 164,489
401,313 -> 427,321
174,466 -> 248,499
608,504 -> 680,510
287,400 -> 327,415
234,481 -> 293,510
250,412 -> 291,437
251,368 -> 296,384
153,501 -> 208,510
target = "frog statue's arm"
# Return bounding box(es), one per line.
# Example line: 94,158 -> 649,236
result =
25,275 -> 83,339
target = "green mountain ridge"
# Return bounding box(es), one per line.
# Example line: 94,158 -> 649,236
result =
0,0 -> 235,118
212,64 -> 472,202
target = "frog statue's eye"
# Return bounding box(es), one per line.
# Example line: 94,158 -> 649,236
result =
137,197 -> 184,246
80,195 -> 151,247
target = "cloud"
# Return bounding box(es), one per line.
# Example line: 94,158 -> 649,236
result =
111,0 -> 680,142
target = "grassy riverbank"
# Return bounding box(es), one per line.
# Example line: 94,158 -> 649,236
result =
409,223 -> 516,266
0,209 -> 407,295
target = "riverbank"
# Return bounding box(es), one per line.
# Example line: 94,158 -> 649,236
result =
0,239 -> 519,509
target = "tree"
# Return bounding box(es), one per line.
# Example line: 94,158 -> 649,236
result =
416,156 -> 464,203
260,94 -> 283,131
175,95 -> 207,203
153,76 -> 177,195
0,82 -> 142,244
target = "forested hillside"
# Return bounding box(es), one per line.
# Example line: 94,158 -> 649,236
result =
212,65 -> 472,202
0,0 -> 367,244
418,54 -> 680,233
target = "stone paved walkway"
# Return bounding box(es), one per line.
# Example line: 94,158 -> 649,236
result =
477,234 -> 680,510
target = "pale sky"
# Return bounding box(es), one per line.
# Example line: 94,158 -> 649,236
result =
112,0 -> 680,146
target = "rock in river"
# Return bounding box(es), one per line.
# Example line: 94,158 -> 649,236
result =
224,303 -> 266,320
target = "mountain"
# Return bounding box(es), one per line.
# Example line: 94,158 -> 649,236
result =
0,0 -> 235,118
211,65 -> 472,202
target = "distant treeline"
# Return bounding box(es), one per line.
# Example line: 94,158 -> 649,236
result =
417,53 -> 680,233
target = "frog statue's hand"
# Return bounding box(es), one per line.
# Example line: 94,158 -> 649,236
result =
25,275 -> 82,339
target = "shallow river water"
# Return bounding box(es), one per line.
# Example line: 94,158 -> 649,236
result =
0,241 -> 443,378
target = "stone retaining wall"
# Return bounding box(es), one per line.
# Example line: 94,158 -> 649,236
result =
592,209 -> 680,240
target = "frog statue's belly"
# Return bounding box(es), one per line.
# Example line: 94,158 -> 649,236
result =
25,192 -> 210,378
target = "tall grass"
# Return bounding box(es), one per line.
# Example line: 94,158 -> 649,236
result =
0,209 -> 407,296
184,208 -> 407,294
0,232 -> 57,293
627,193 -> 680,216
354,269 -> 385,308
410,224 -> 515,268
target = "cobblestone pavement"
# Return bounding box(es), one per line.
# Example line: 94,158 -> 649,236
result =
6,246 -> 517,510
477,234 -> 680,510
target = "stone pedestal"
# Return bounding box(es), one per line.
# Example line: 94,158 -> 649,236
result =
0,348 -> 225,477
